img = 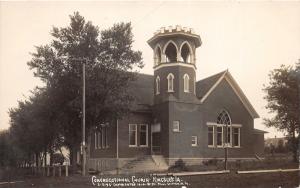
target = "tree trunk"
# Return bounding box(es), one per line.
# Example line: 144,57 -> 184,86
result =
49,150 -> 53,166
35,153 -> 39,167
292,131 -> 298,162
44,148 -> 47,166
71,145 -> 78,172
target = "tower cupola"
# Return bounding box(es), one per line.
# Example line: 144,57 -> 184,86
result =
148,26 -> 201,67
148,26 -> 201,104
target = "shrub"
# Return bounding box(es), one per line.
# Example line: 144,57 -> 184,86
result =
203,158 -> 219,166
52,153 -> 65,165
169,159 -> 187,172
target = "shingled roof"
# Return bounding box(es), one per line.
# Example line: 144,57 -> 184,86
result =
129,73 -> 154,111
130,70 -> 259,118
196,70 -> 226,99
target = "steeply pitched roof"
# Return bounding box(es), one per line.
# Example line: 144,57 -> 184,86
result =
129,73 -> 154,110
130,70 -> 259,119
197,70 -> 260,119
196,70 -> 227,99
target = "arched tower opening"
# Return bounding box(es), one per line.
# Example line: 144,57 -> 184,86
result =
164,42 -> 177,63
181,43 -> 192,63
154,46 -> 162,66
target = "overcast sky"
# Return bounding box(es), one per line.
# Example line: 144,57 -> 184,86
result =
0,1 -> 300,138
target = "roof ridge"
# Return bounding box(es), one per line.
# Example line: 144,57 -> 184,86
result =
197,69 -> 227,83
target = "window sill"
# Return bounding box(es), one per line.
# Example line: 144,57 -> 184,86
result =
209,146 -> 241,149
167,90 -> 174,93
140,145 -> 148,148
173,130 -> 182,133
129,145 -> 138,148
191,145 -> 198,147
129,145 -> 149,148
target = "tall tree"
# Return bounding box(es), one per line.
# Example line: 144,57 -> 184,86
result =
263,61 -> 300,162
9,87 -> 59,166
27,12 -> 143,165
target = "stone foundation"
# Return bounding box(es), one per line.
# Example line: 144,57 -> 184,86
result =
166,157 -> 257,166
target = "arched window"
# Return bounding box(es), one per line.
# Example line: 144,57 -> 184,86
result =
167,73 -> 174,92
181,42 -> 192,63
154,45 -> 162,66
217,110 -> 231,146
156,76 -> 160,95
217,110 -> 231,125
164,41 -> 178,63
183,74 -> 190,93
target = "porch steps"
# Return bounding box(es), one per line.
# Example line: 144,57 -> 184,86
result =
120,155 -> 168,174
151,155 -> 168,170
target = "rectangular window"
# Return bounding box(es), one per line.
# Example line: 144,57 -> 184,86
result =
140,124 -> 148,147
101,126 -> 105,148
94,124 -> 109,149
224,127 -> 231,146
216,126 -> 223,147
191,136 -> 197,146
173,121 -> 180,132
101,126 -> 109,148
233,127 -> 240,147
208,127 -> 214,147
105,126 -> 108,148
129,124 -> 137,146
98,130 -> 101,149
94,132 -> 97,149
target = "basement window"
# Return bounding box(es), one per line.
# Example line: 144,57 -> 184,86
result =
191,136 -> 198,147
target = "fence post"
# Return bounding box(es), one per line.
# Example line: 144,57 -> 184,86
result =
58,166 -> 62,177
53,166 -> 56,177
65,165 -> 68,177
47,166 -> 50,176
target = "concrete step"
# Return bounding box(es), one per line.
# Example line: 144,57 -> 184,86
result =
121,155 -> 164,173
151,155 -> 168,170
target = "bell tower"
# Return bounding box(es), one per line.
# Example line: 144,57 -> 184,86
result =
147,26 -> 202,104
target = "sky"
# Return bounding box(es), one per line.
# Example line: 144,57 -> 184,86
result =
0,1 -> 300,138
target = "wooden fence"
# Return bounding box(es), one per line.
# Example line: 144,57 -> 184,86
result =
28,165 -> 70,177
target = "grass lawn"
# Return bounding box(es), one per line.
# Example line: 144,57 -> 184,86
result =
1,153 -> 299,188
1,171 -> 299,188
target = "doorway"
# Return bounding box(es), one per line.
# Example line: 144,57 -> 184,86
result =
151,123 -> 161,154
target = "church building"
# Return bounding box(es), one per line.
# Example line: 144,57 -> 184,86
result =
87,26 -> 266,172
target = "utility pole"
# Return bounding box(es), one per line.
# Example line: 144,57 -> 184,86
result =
39,56 -> 88,176
82,59 -> 86,176
116,119 -> 119,175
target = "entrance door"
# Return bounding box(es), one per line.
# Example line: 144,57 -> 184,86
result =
151,123 -> 161,154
